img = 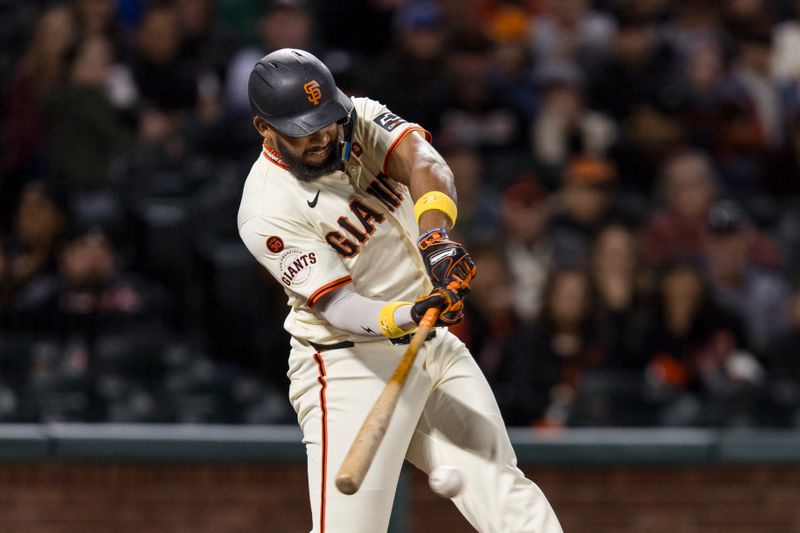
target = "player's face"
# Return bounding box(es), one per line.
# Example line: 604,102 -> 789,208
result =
273,123 -> 342,182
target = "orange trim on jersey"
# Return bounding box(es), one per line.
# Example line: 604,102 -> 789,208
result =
261,140 -> 291,170
307,275 -> 353,308
313,352 -> 329,533
381,126 -> 432,176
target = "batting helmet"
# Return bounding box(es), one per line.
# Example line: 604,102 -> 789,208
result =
248,48 -> 354,137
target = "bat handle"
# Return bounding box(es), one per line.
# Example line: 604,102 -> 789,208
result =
419,306 -> 440,330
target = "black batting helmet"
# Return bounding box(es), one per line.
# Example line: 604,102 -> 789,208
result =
248,48 -> 354,137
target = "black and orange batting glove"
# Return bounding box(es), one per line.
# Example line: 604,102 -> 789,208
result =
410,288 -> 466,327
417,228 -> 478,297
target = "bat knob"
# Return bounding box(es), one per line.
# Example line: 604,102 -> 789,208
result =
335,475 -> 359,495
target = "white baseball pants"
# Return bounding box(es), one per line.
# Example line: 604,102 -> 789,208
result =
287,330 -> 563,533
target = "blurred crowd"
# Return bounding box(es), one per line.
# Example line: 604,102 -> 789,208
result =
1,0 -> 799,428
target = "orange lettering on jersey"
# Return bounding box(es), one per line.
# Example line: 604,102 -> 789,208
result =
327,194 -> 401,257
325,231 -> 359,257
304,80 -> 322,106
350,200 -> 384,234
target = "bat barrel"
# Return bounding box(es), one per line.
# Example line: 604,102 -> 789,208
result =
334,307 -> 440,495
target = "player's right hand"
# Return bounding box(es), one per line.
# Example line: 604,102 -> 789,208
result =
410,287 -> 466,327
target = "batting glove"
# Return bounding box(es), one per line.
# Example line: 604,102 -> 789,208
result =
417,228 -> 477,297
410,288 -> 466,327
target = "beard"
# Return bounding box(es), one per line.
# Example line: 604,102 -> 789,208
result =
275,137 -> 343,183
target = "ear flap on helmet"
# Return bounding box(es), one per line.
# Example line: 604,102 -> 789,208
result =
338,105 -> 358,162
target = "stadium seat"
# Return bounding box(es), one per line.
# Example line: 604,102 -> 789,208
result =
162,354 -> 233,423
192,237 -> 273,369
230,374 -> 293,424
568,370 -> 659,427
0,336 -> 35,387
93,334 -> 166,379
0,381 -> 19,422
777,199 -> 800,276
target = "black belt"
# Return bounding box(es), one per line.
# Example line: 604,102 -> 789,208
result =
309,330 -> 436,352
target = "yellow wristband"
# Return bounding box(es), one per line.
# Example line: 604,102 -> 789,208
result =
413,191 -> 458,227
378,301 -> 416,338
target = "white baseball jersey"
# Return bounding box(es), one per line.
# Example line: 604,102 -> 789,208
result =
238,97 -> 433,345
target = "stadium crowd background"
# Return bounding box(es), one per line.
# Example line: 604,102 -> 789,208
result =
0,0 -> 799,429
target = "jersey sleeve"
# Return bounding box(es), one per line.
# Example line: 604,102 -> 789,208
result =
239,214 -> 352,308
353,98 -> 432,178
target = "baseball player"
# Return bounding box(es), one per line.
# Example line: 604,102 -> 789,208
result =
238,48 -> 563,533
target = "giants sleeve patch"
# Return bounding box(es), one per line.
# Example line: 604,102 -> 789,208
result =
373,111 -> 406,132
279,250 -> 317,287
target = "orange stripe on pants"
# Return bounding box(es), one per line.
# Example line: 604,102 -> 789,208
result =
313,353 -> 328,532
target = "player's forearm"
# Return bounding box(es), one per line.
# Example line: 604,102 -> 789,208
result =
388,132 -> 457,233
317,285 -> 413,337
410,155 -> 458,234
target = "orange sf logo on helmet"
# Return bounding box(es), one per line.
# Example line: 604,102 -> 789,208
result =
303,80 -> 321,106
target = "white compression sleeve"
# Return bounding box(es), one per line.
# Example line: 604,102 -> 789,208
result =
317,284 -> 414,337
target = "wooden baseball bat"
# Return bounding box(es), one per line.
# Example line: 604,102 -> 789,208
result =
335,307 -> 440,495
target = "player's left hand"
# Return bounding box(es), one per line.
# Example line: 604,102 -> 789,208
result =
417,229 -> 477,297
410,287 -> 466,327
